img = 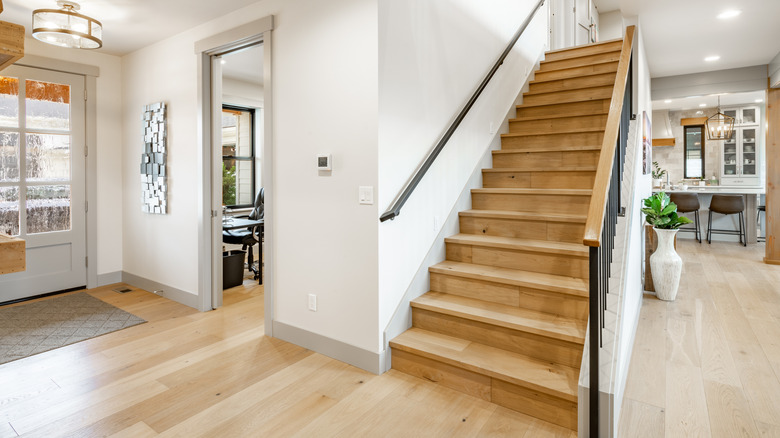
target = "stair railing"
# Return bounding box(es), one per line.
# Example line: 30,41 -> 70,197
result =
581,25 -> 635,437
379,0 -> 546,222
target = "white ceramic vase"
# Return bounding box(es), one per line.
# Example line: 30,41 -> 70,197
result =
653,178 -> 662,188
650,228 -> 682,301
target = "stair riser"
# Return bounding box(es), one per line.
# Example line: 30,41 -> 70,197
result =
492,150 -> 599,170
459,216 -> 585,244
515,99 -> 610,120
533,61 -> 618,82
471,192 -> 591,215
412,309 -> 583,367
540,51 -> 620,72
543,40 -> 623,62
446,244 -> 587,278
391,349 -> 577,431
429,273 -> 588,319
482,171 -> 596,189
522,86 -> 612,106
500,132 -> 604,150
529,72 -> 616,94
509,114 -> 607,135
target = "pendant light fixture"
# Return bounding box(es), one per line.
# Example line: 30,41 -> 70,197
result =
705,96 -> 735,141
32,1 -> 102,49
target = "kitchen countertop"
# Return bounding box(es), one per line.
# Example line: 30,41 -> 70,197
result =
654,186 -> 765,195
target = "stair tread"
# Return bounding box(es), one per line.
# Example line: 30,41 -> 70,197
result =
430,260 -> 588,298
445,233 -> 588,257
413,291 -> 586,344
482,167 -> 596,173
529,71 -> 616,87
514,98 -> 610,114
472,188 -> 592,196
539,51 -> 621,71
459,209 -> 587,223
498,132 -> 603,142
390,327 -> 578,401
543,38 -> 623,59
509,113 -> 608,124
524,84 -> 613,97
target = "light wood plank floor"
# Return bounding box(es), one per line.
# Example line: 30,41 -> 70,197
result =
619,239 -> 780,437
0,278 -> 575,437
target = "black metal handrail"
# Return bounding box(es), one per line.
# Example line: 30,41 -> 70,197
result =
379,0 -> 546,222
589,53 -> 633,438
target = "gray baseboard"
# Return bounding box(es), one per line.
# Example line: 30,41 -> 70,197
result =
121,271 -> 200,309
273,320 -> 385,375
96,271 -> 123,287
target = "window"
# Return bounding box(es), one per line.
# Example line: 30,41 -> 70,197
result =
222,105 -> 255,207
684,125 -> 705,179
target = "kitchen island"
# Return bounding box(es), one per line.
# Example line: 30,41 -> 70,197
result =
654,186 -> 764,244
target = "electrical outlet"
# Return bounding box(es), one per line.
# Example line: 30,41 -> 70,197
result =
308,294 -> 317,311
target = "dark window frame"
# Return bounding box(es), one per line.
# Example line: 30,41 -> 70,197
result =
683,125 -> 705,179
222,104 -> 256,208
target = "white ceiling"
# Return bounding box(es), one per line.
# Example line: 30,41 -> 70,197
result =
593,0 -> 780,78
2,0 -> 261,56
222,44 -> 263,86
652,90 -> 765,111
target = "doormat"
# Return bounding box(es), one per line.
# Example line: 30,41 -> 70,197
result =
0,292 -> 146,365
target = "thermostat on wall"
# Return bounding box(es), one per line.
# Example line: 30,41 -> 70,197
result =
317,154 -> 332,171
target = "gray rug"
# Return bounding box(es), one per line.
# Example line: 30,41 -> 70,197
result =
0,292 -> 146,365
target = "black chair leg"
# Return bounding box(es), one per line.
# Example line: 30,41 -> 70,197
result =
739,211 -> 747,247
247,245 -> 254,276
694,211 -> 701,243
707,210 -> 713,244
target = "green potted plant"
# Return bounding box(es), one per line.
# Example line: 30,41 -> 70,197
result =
642,192 -> 692,301
651,161 -> 666,188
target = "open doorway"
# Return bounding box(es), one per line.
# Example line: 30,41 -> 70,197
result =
219,44 -> 265,307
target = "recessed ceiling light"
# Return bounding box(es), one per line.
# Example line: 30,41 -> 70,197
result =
664,99 -> 672,103
696,111 -> 704,115
755,99 -> 764,103
705,56 -> 720,62
699,103 -> 707,107
717,10 -> 741,19
220,59 -> 227,65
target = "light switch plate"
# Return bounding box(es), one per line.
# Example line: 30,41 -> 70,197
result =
359,186 -> 374,205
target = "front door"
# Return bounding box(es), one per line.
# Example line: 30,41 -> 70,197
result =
0,65 -> 87,302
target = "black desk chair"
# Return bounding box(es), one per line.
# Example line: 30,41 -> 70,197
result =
223,188 -> 264,283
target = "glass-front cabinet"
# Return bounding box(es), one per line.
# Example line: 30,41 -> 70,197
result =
721,126 -> 759,186
723,106 -> 759,126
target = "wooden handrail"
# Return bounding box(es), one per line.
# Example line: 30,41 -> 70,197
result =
583,25 -> 636,247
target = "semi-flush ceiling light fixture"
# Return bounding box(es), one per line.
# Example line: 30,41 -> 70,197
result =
706,96 -> 735,141
32,1 -> 102,49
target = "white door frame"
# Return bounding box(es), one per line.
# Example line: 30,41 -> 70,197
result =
194,16 -> 275,334
8,56 -> 99,291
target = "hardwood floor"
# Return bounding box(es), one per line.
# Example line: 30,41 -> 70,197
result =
0,278 -> 574,437
619,239 -> 780,437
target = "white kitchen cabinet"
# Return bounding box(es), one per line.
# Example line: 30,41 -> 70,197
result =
723,106 -> 759,126
721,126 -> 760,186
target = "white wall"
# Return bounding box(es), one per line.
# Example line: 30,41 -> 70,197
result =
22,38 -> 124,278
598,11 -> 623,41
222,77 -> 264,108
377,0 -> 548,344
121,0 -> 380,352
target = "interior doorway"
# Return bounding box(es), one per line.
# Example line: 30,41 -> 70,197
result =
194,17 -> 274,332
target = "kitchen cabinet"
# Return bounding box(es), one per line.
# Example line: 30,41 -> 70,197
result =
721,126 -> 760,186
723,106 -> 759,126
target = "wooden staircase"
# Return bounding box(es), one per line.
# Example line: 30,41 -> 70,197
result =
389,38 -> 626,431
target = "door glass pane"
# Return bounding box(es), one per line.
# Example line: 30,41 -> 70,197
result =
0,132 -> 20,182
0,186 -> 19,236
0,77 -> 19,128
26,185 -> 70,234
742,108 -> 756,124
26,80 -> 70,131
742,128 -> 757,176
26,133 -> 70,181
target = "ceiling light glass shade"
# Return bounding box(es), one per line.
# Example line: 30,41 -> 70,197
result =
706,112 -> 735,140
32,1 -> 102,49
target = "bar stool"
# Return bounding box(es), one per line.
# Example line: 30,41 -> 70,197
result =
707,194 -> 746,246
758,205 -> 766,242
670,192 -> 701,243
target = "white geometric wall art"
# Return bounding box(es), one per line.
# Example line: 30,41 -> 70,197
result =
140,102 -> 167,214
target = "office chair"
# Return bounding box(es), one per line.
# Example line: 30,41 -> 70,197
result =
223,188 -> 264,283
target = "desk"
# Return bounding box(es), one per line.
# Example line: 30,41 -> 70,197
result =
655,187 -> 764,244
222,218 -> 264,284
